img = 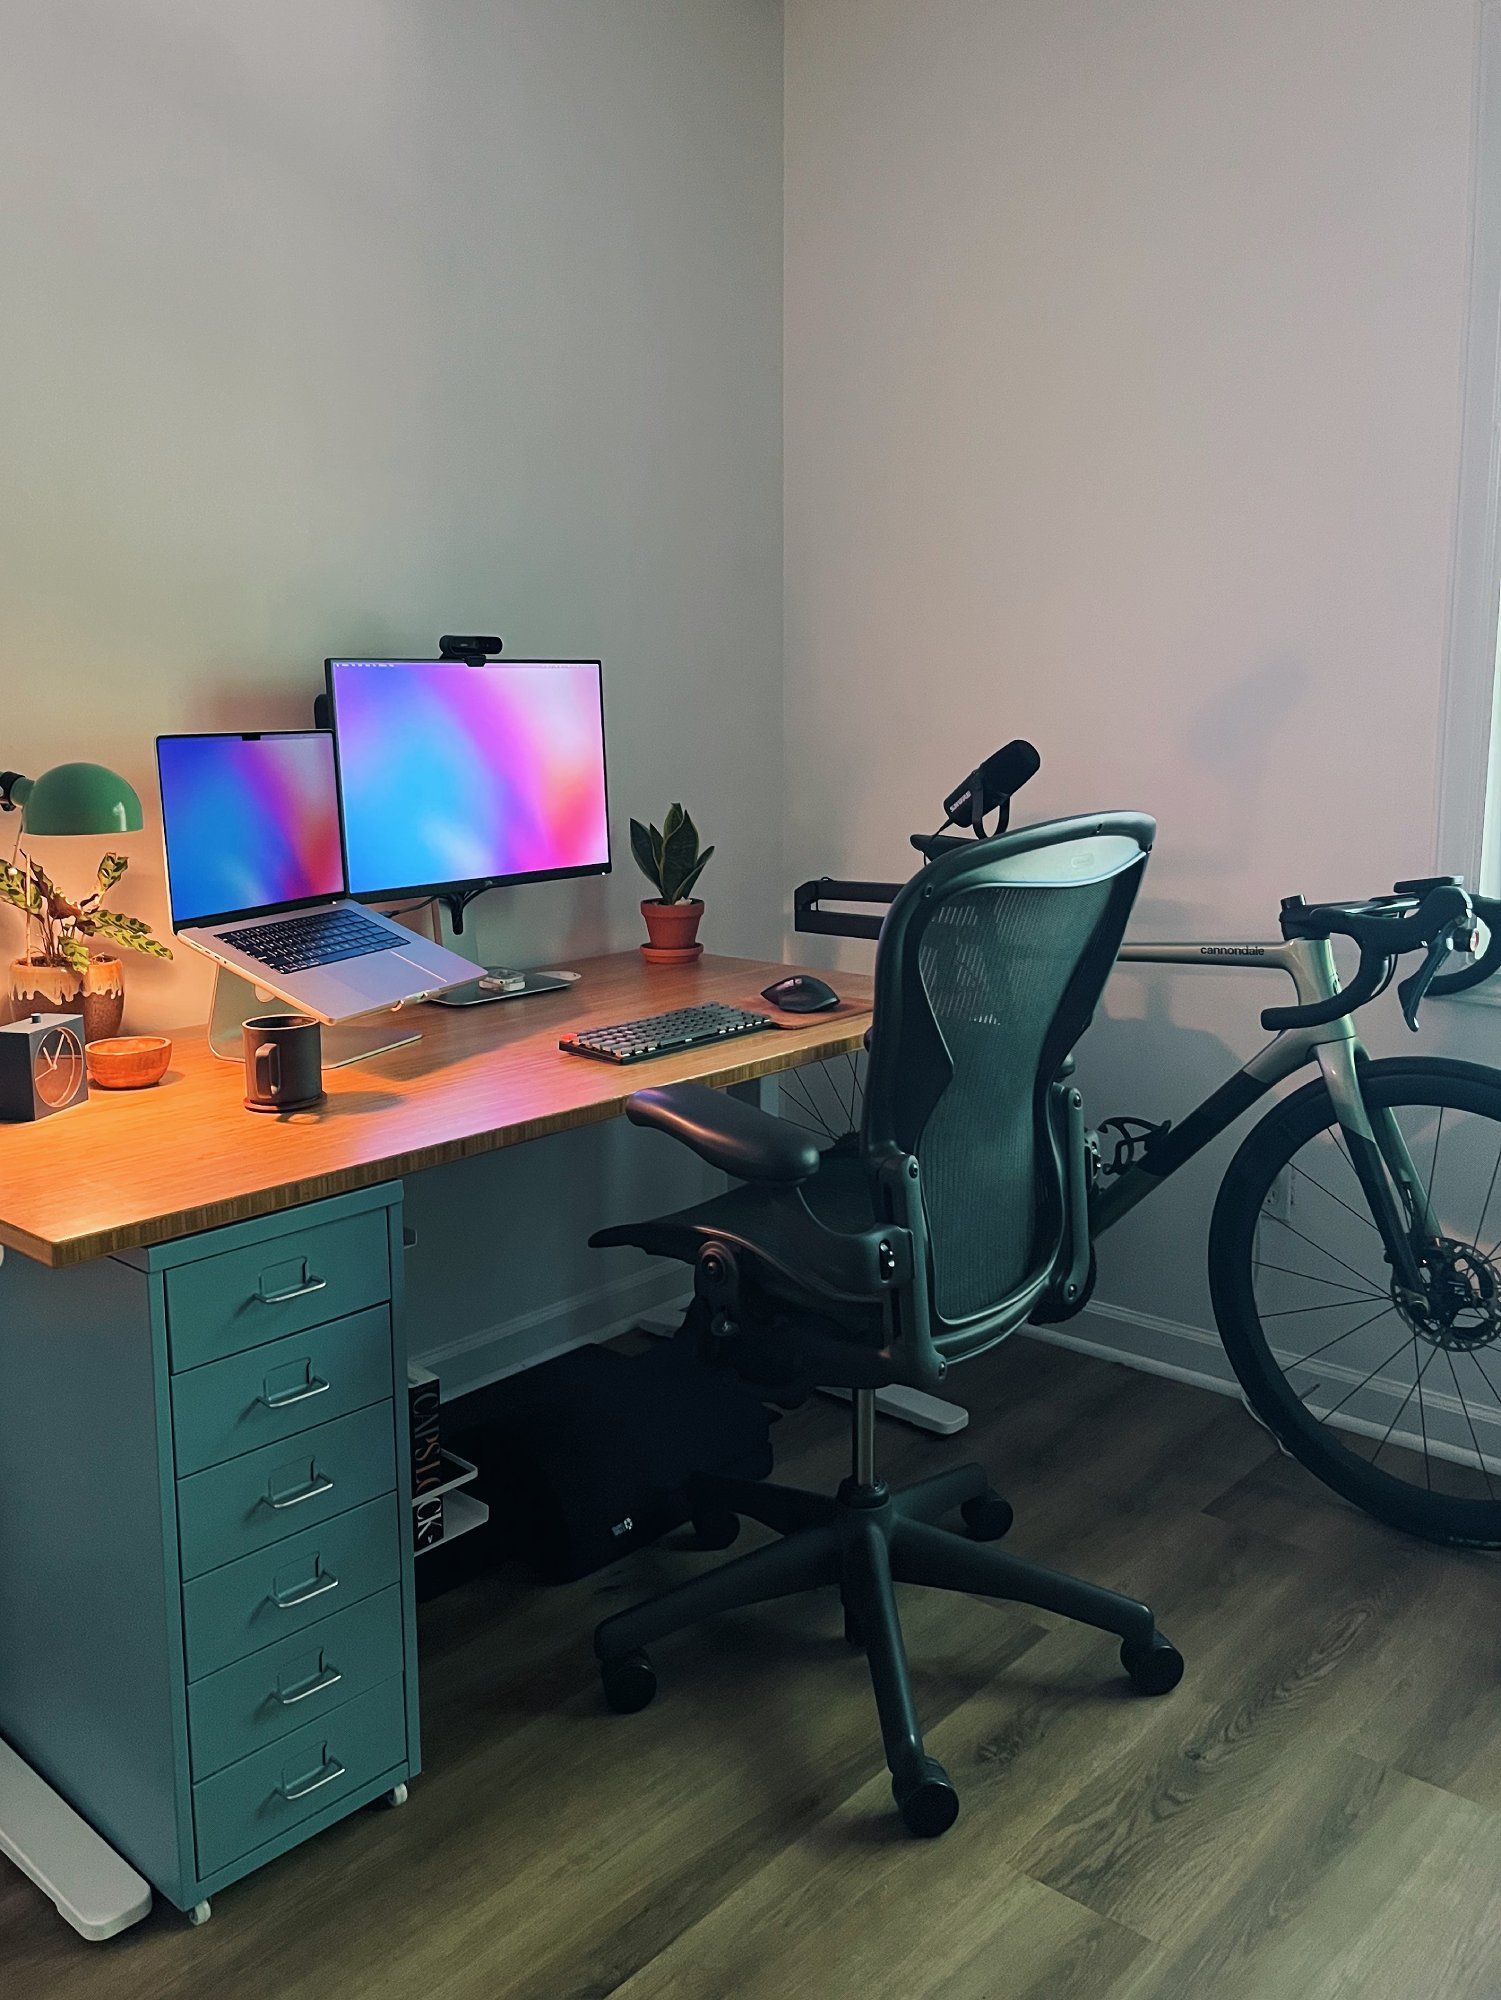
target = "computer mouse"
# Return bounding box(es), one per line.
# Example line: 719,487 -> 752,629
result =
761,973 -> 841,1014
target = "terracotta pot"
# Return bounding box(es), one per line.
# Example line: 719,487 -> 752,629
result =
640,898 -> 704,963
9,955 -> 126,1043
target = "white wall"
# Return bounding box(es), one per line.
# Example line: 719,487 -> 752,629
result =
0,0 -> 784,1386
785,0 -> 1497,1373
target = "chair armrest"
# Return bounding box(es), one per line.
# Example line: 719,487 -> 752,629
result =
625,1083 -> 821,1185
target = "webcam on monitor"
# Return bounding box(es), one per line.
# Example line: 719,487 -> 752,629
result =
438,635 -> 503,666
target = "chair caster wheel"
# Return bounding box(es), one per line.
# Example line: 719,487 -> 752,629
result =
383,1783 -> 409,1808
601,1649 -> 658,1714
1121,1631 -> 1184,1695
893,1759 -> 960,1839
960,1491 -> 1014,1541
691,1509 -> 741,1551
188,1901 -> 212,1927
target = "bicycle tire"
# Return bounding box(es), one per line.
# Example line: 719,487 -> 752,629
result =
1210,1056 -> 1501,1546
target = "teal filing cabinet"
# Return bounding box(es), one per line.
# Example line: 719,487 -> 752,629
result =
0,1183 -> 420,1918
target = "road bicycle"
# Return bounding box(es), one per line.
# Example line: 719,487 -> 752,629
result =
793,749 -> 1501,1546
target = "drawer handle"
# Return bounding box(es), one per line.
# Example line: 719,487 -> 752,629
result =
260,1375 -> 331,1411
274,1665 -> 344,1707
265,1471 -> 336,1511
269,1568 -> 339,1611
256,1273 -> 328,1307
277,1756 -> 346,1803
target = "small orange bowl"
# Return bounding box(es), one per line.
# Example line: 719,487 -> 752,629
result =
86,1034 -> 172,1090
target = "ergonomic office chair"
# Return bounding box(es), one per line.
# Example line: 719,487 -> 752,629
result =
589,813 -> 1183,1836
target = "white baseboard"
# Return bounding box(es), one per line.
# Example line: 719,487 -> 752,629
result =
413,1267 -> 693,1402
1026,1297 -> 1242,1400
1033,1294 -> 1497,1470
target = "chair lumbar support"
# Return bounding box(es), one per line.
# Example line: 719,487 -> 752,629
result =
594,1390 -> 1183,1838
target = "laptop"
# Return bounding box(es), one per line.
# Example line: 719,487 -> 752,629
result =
156,731 -> 479,1022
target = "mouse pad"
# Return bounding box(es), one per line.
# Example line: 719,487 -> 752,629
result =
736,993 -> 871,1030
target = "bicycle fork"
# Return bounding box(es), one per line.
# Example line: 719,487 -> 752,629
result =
1314,1035 -> 1434,1299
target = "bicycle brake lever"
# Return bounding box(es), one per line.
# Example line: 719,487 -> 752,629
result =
1398,933 -> 1459,1032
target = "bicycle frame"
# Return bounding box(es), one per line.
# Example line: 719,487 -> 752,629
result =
1089,939 -> 1433,1294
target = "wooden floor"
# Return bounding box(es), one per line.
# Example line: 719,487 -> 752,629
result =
10,1338 -> 1501,1999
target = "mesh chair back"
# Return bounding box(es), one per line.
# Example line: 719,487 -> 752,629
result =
863,815 -> 1152,1341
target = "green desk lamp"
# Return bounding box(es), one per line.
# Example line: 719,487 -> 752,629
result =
0,762 -> 143,835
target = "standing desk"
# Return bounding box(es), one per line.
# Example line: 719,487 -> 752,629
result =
0,951 -> 871,1935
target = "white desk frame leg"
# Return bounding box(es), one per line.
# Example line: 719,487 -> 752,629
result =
0,1738 -> 152,1942
816,1382 -> 969,1436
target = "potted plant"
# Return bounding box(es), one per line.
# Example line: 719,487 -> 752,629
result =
1,851 -> 172,1041
630,805 -> 714,962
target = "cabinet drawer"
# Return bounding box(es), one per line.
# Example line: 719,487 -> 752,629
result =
166,1208 -> 390,1372
183,1494 -> 401,1681
172,1306 -> 395,1477
188,1587 -> 405,1780
193,1676 -> 408,1879
178,1403 -> 397,1582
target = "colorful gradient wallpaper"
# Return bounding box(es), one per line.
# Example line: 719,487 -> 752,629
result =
328,661 -> 610,895
157,733 -> 346,926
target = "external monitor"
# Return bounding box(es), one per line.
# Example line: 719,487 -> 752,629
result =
324,659 -> 611,903
155,731 -> 346,929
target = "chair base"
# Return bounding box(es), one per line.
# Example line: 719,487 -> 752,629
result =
594,1459 -> 1183,1837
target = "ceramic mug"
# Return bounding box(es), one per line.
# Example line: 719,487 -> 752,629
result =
242,1013 -> 325,1113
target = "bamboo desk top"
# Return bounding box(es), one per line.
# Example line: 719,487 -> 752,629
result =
0,952 -> 872,1269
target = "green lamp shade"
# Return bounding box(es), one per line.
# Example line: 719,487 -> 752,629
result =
14,762 -> 144,835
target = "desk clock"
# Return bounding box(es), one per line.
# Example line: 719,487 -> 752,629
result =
0,1011 -> 88,1119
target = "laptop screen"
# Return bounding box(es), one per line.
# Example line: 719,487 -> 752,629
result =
156,732 -> 347,929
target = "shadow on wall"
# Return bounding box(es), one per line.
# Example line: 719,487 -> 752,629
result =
1076,966 -> 1254,1331
1165,653 -> 1311,888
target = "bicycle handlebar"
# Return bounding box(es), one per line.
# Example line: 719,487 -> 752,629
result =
1262,882 -> 1479,1032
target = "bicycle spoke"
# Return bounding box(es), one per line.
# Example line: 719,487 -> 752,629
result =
1260,1297 -> 1390,1320
1254,1261 -> 1385,1300
1305,1328 -> 1410,1423
1475,1137 -> 1501,1255
1289,1161 -> 1381,1235
1444,1347 -> 1496,1499
1370,1340 -> 1435,1469
1470,1347 -> 1501,1410
1286,1302 -> 1398,1377
1262,1214 -> 1385,1293
1419,1106 -> 1447,1229
842,1052 -> 862,1127
779,1071 -> 838,1140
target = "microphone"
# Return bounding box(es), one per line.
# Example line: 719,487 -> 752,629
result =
943,739 -> 1041,831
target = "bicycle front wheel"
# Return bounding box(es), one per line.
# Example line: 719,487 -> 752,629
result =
1210,1057 -> 1501,1545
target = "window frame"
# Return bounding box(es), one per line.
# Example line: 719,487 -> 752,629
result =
1437,0 -> 1501,911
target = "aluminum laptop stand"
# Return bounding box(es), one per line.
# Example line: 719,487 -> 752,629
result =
205,963 -> 423,1067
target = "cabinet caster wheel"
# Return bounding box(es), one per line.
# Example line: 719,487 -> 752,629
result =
384,1783 -> 409,1808
188,1901 -> 212,1927
601,1649 -> 657,1714
960,1491 -> 1014,1542
691,1509 -> 740,1551
893,1759 -> 960,1839
1121,1631 -> 1184,1695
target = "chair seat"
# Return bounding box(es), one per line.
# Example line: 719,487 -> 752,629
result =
591,1147 -> 886,1338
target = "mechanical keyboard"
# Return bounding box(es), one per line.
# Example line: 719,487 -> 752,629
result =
560,1002 -> 773,1064
219,908 -> 394,975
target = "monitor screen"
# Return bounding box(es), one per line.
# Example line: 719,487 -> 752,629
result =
326,659 -> 611,900
156,732 -> 346,928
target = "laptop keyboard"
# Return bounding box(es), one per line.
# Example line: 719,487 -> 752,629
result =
220,909 -> 395,975
560,1002 -> 773,1064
